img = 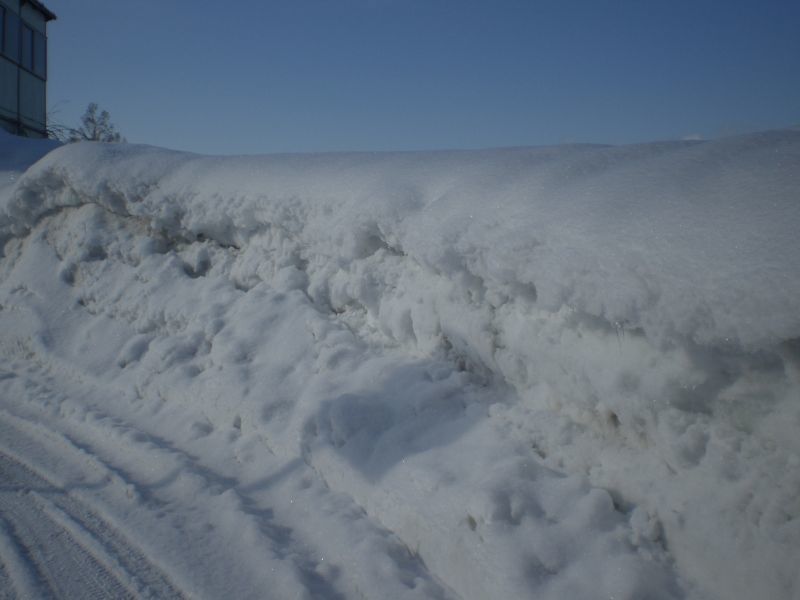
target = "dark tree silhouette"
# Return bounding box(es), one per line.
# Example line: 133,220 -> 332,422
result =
64,103 -> 126,143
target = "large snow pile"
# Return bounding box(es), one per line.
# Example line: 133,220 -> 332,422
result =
0,128 -> 798,599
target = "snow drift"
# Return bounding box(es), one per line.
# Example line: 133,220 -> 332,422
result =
0,129 -> 798,599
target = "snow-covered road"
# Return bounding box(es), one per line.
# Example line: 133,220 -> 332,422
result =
0,359 -> 459,599
0,367 -> 189,600
0,439 -> 183,599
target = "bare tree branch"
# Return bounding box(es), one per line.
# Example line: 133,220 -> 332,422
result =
52,103 -> 127,143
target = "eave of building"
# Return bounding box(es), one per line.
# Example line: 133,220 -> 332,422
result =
22,0 -> 56,21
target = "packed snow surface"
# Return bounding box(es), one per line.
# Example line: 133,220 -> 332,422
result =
0,129 -> 798,599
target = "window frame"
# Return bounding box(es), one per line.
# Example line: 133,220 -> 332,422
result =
2,8 -> 20,64
0,7 -> 47,81
20,22 -> 32,70
32,29 -> 45,78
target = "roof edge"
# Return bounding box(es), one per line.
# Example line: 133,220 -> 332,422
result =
22,0 -> 57,21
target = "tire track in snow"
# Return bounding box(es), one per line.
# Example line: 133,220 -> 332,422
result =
0,514 -> 43,599
0,362 -> 458,600
0,448 -> 184,600
0,559 -> 14,600
0,382 -> 351,600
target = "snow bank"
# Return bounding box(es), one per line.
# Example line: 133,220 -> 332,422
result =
0,129 -> 60,199
1,131 -> 799,599
6,132 -> 800,348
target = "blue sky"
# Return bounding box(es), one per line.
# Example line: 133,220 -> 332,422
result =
44,0 -> 800,155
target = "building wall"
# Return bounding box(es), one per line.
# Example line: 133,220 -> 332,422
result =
0,1 -> 17,133
0,56 -> 18,117
0,0 -> 50,137
20,4 -> 45,33
19,69 -> 44,128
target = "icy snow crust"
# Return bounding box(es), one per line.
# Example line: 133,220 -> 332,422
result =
0,130 -> 799,599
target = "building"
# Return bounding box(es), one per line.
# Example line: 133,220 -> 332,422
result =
0,0 -> 55,138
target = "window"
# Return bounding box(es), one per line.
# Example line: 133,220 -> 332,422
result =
21,24 -> 32,70
3,9 -> 19,62
0,10 -> 46,79
33,30 -> 45,77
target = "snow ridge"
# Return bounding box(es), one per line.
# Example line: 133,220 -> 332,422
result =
1,130 -> 799,599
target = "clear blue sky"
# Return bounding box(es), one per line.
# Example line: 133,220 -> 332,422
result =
44,0 -> 800,155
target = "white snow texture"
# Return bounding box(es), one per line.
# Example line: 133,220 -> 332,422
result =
0,128 -> 798,599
